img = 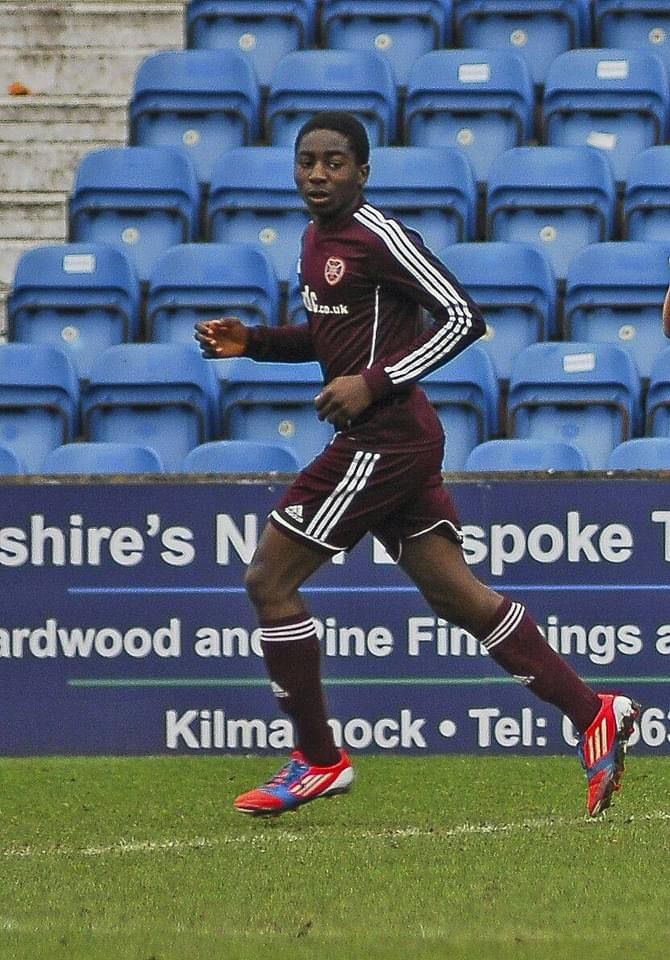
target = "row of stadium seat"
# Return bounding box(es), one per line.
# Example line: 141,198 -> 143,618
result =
2,436 -> 669,476
182,0 -> 670,86
2,340 -> 670,474
63,142 -> 670,285
127,46 -> 670,186
465,437 -> 670,472
0,440 -> 299,476
9,239 -> 670,382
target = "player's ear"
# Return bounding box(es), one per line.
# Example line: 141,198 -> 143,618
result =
358,163 -> 370,188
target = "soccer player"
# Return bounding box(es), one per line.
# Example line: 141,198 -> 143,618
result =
195,111 -> 639,818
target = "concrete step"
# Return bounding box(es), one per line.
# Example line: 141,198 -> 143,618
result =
0,2 -> 185,51
0,97 -> 127,193
0,95 -> 127,143
1,46 -> 174,97
0,137 -> 123,192
0,192 -> 67,241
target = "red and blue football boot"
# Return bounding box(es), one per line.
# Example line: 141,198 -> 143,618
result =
234,748 -> 354,816
578,693 -> 641,816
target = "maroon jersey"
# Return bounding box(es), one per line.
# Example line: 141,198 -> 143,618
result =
245,200 -> 485,448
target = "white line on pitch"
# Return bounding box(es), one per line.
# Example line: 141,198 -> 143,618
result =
2,810 -> 669,861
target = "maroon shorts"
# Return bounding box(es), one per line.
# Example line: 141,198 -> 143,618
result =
270,434 -> 462,561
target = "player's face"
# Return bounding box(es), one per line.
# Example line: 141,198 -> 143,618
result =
294,128 -> 369,225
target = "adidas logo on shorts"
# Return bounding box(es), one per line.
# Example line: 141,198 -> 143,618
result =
285,504 -> 304,523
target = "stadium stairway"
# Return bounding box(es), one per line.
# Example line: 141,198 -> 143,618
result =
0,0 -> 186,334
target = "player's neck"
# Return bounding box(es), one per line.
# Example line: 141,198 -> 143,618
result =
311,194 -> 363,231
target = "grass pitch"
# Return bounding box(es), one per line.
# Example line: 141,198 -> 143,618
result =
1,754 -> 669,960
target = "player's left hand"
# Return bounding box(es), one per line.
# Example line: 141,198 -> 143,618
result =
315,375 -> 373,429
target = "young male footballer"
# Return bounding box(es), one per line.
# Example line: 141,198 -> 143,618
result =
196,111 -> 639,819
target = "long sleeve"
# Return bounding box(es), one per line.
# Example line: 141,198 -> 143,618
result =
244,322 -> 317,363
352,205 -> 486,401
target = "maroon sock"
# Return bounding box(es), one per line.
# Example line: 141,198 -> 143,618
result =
478,598 -> 600,733
259,614 -> 339,766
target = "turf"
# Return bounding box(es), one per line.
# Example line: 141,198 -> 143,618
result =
1,754 -> 669,960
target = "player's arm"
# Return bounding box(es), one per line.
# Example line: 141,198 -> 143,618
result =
195,317 -> 316,362
663,287 -> 670,339
357,220 -> 486,402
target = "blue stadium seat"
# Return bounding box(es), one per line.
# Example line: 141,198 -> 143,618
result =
454,0 -> 592,87
0,443 -> 25,475
69,146 -> 200,285
486,146 -> 616,281
220,357 -> 333,467
646,347 -> 670,439
182,439 -> 300,472
366,147 -> 476,249
564,241 -> 670,380
464,437 -> 589,471
185,0 -> 318,88
206,147 -> 308,285
81,343 -> 219,471
7,243 -> 141,381
594,1 -> 670,73
320,1 -> 453,86
265,49 -> 397,147
420,344 -> 499,470
405,48 -> 534,184
606,437 -> 670,470
146,243 -> 280,344
440,242 -> 556,381
129,49 -> 261,187
623,146 -> 670,242
0,344 -> 79,472
507,341 -> 641,468
543,48 -> 669,184
42,442 -> 165,475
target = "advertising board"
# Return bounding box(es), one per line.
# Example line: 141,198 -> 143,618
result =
2,477 -> 669,756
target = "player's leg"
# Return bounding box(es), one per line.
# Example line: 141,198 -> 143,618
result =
398,530 -> 601,726
398,530 -> 640,815
245,520 -> 339,766
234,521 -> 353,815
234,437 -> 432,815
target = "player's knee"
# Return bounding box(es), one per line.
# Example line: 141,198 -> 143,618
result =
244,558 -> 285,611
243,559 -> 265,607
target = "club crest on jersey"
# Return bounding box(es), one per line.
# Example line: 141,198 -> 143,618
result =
324,256 -> 346,285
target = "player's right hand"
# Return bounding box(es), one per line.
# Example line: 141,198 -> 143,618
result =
194,317 -> 249,358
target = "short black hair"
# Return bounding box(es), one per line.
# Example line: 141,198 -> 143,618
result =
295,111 -> 370,165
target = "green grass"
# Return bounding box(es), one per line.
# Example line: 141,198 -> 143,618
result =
1,754 -> 669,960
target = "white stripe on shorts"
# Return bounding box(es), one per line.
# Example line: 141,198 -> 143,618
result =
270,510 -> 348,553
306,449 -> 380,543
